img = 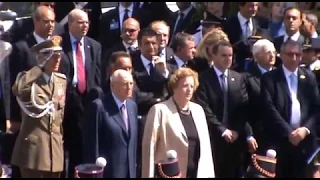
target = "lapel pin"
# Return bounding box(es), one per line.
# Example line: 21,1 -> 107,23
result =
300,75 -> 306,79
231,77 -> 235,81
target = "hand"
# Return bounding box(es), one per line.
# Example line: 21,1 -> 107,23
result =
247,137 -> 258,153
6,120 -> 21,133
289,128 -> 308,146
230,130 -> 239,143
222,129 -> 233,143
153,56 -> 167,74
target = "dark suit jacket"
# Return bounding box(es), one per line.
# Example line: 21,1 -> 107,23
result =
223,15 -> 269,71
135,2 -> 172,25
54,2 -> 102,40
131,52 -> 170,116
99,6 -> 146,50
194,67 -> 249,138
169,7 -> 197,37
1,17 -> 64,44
260,67 -> 319,152
273,34 -> 305,53
167,56 -> 197,73
83,93 -> 138,178
243,63 -> 276,150
59,32 -> 101,149
8,34 -> 38,122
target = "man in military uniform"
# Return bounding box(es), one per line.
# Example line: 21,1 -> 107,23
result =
10,36 -> 67,178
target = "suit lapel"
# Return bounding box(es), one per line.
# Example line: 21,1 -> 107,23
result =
166,98 -> 188,141
278,68 -> 291,98
108,94 -> 129,136
297,69 -> 306,110
127,100 -> 136,140
84,37 -> 92,84
63,33 -> 74,68
209,68 -> 223,101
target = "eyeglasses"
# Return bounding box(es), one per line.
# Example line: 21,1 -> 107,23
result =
123,28 -> 138,33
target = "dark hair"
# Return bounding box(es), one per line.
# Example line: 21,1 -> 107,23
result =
171,32 -> 194,53
280,39 -> 302,53
284,7 -> 303,19
137,28 -> 158,45
212,40 -> 232,54
108,51 -> 131,67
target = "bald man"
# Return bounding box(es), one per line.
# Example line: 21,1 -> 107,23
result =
150,20 -> 174,61
58,8 -> 102,178
83,69 -> 139,178
102,18 -> 140,81
2,3 -> 64,43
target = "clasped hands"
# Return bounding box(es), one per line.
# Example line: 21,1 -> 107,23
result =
289,127 -> 309,146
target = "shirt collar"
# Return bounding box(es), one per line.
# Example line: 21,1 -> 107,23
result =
213,65 -> 228,77
111,92 -> 126,109
42,73 -> 52,84
173,55 -> 185,67
282,65 -> 298,78
140,54 -> 153,70
257,64 -> 272,74
119,3 -> 134,13
33,32 -> 48,44
284,31 -> 300,41
123,40 -> 138,50
69,32 -> 84,46
237,12 -> 251,25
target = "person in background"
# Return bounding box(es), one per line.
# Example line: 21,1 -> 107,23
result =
269,2 -> 286,38
142,67 -> 215,178
300,12 -> 319,38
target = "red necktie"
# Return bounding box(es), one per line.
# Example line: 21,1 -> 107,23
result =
76,41 -> 86,94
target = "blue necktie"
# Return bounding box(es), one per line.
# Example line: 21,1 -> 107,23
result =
289,73 -> 300,128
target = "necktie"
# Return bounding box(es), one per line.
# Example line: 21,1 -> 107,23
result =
123,9 -> 129,23
149,62 -> 155,77
220,73 -> 228,123
174,13 -> 185,34
75,41 -> 86,94
244,20 -> 252,45
120,104 -> 129,131
289,73 -> 301,128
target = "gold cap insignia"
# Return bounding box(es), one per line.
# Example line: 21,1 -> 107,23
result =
31,35 -> 63,54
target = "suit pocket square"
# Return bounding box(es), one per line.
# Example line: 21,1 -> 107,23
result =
110,22 -> 119,30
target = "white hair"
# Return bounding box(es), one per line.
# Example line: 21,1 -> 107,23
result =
252,39 -> 276,58
110,69 -> 132,82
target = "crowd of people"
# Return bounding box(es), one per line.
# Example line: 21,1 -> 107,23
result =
0,1 -> 320,178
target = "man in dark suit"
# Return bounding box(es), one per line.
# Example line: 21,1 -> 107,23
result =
83,69 -> 138,178
273,7 -> 305,66
102,18 -> 140,82
54,2 -> 102,40
194,40 -> 249,178
242,39 -> 277,154
169,2 -> 197,40
135,2 -> 172,25
167,32 -> 197,73
2,2 -> 64,44
260,40 -> 320,178
58,9 -> 101,178
223,2 -> 269,72
99,2 -> 147,51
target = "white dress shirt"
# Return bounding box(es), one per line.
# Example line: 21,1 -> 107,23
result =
283,31 -> 300,42
69,33 -> 85,86
33,32 -> 48,44
282,65 -> 301,129
237,12 -> 253,39
123,41 -> 138,53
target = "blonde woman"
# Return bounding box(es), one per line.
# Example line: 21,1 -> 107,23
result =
193,28 -> 230,73
141,68 -> 214,178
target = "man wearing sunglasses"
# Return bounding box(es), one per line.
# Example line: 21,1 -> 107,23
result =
10,35 -> 67,178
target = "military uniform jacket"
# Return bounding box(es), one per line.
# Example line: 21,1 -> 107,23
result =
11,66 -> 67,172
